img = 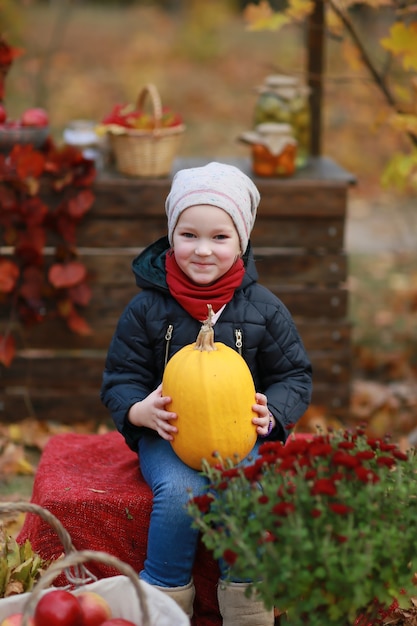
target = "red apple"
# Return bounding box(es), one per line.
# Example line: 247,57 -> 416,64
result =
101,620 -> 136,626
76,591 -> 112,626
34,589 -> 83,626
21,107 -> 49,127
0,614 -> 34,626
0,103 -> 7,124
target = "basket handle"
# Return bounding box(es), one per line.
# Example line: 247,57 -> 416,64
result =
21,549 -> 152,626
0,501 -> 96,585
136,83 -> 163,130
0,502 -> 75,555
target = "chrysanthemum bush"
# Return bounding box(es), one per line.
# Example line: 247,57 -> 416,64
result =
188,428 -> 417,626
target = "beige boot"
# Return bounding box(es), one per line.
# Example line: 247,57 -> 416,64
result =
217,581 -> 274,626
154,579 -> 195,619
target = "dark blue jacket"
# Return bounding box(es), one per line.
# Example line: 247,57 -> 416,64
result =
101,236 -> 312,451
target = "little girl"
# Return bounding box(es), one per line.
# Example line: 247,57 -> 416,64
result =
101,161 -> 312,626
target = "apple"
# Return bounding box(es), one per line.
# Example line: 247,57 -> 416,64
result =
0,103 -> 6,124
101,620 -> 136,626
33,589 -> 83,626
0,614 -> 34,626
21,107 -> 49,127
76,591 -> 112,626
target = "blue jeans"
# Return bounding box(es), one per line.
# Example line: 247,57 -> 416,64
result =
137,434 -> 261,587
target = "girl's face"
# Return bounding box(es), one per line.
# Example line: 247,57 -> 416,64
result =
172,205 -> 241,285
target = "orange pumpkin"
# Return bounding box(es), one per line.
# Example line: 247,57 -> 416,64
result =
162,306 -> 257,470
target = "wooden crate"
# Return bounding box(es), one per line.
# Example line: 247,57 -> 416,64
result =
0,156 -> 355,424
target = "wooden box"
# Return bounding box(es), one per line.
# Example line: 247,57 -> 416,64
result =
0,157 -> 354,424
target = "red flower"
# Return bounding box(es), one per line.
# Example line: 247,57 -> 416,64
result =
355,466 -> 380,484
221,467 -> 239,479
243,464 -> 262,481
393,450 -> 408,461
223,549 -> 238,566
332,450 -> 360,468
259,440 -> 284,456
272,502 -> 295,516
311,478 -> 337,496
192,493 -> 213,514
308,442 -> 333,458
280,456 -> 298,471
337,441 -> 356,450
283,438 -> 310,455
258,494 -> 269,504
376,456 -> 396,468
355,450 -> 375,460
329,503 -> 353,515
310,508 -> 322,518
259,530 -> 276,543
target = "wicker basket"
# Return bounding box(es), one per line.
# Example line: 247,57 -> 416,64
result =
0,502 -> 189,626
108,83 -> 185,178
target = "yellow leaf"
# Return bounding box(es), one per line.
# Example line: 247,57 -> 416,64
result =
16,457 -> 34,476
387,112 -> 417,134
4,580 -> 24,597
393,83 -> 415,109
243,1 -> 290,31
326,7 -> 344,38
7,424 -> 23,443
285,0 -> 315,22
243,1 -> 273,25
380,22 -> 417,70
342,39 -> 364,72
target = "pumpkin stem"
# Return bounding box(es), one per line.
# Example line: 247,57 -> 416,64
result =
194,304 -> 217,352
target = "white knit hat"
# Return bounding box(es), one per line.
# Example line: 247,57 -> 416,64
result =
165,161 -> 260,253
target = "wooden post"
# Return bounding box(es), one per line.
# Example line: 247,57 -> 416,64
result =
307,0 -> 325,156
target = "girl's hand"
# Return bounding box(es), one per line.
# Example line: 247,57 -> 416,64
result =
128,383 -> 178,441
252,392 -> 275,437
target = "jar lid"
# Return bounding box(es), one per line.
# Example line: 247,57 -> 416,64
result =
238,123 -> 297,156
265,74 -> 299,88
63,119 -> 99,146
256,122 -> 293,136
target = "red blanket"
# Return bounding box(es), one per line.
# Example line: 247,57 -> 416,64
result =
17,430 -> 221,626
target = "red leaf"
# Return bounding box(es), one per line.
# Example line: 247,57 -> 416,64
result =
68,281 -> 92,306
15,227 -> 46,265
20,197 -> 48,227
19,266 -> 45,303
67,310 -> 93,336
0,38 -> 24,65
0,185 -> 17,213
0,333 -> 16,367
48,261 -> 87,289
67,189 -> 95,219
0,258 -> 19,293
10,144 -> 46,179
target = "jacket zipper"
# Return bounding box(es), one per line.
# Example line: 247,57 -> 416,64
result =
164,324 -> 173,369
235,329 -> 243,356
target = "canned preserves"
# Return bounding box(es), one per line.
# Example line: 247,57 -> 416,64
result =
254,74 -> 311,168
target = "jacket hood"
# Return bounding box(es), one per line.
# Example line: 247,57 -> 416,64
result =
131,236 -> 258,292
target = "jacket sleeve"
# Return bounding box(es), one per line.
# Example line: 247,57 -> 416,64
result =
256,300 -> 313,442
100,295 -> 159,450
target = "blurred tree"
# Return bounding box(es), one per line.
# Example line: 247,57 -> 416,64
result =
244,0 -> 417,193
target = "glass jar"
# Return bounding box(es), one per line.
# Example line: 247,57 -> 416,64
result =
240,123 -> 297,177
254,74 -> 311,168
63,119 -> 106,169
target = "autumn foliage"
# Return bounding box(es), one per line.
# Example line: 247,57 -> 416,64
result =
244,0 -> 417,192
0,140 -> 96,367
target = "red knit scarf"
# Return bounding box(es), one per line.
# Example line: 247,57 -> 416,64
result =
165,251 -> 245,321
